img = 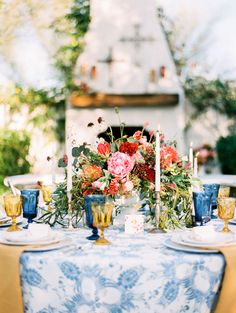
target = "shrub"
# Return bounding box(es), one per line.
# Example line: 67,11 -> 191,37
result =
0,129 -> 31,188
216,135 -> 236,174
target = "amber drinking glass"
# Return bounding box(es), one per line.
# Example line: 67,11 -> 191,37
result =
3,195 -> 22,232
41,185 -> 52,203
92,202 -> 114,245
217,197 -> 236,233
218,186 -> 231,198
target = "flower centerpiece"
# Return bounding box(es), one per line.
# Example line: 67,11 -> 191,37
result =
194,144 -> 216,174
41,111 -> 193,230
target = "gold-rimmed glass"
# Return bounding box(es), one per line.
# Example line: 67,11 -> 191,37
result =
3,195 -> 22,232
92,201 -> 114,245
41,185 -> 52,203
218,185 -> 230,198
217,197 -> 236,233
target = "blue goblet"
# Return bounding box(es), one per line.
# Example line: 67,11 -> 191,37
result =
21,189 -> 40,227
193,191 -> 212,226
203,184 -> 220,219
84,195 -> 105,240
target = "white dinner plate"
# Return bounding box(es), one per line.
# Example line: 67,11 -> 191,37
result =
23,238 -> 72,252
171,233 -> 236,249
0,217 -> 23,227
229,219 -> 236,225
0,231 -> 64,246
182,232 -> 235,246
0,217 -> 11,223
164,238 -> 219,254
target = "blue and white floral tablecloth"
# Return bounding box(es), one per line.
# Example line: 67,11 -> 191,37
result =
20,229 -> 225,313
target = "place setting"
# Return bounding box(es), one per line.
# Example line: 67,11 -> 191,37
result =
165,186 -> 236,254
0,190 -> 72,252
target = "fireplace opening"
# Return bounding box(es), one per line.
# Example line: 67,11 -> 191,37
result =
98,126 -> 151,142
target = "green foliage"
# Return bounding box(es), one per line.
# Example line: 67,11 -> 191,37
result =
0,129 -> 31,191
216,135 -> 236,174
7,86 -> 66,143
1,0 -> 90,144
54,0 -> 90,90
39,177 -> 84,227
184,77 -> 236,120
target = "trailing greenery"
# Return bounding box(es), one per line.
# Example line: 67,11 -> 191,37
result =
39,178 -> 84,227
184,77 -> 236,120
216,135 -> 236,174
55,0 -> 90,91
0,129 -> 31,193
159,6 -> 236,174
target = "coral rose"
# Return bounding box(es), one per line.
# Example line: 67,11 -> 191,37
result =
160,146 -> 178,169
97,141 -> 111,156
133,130 -> 142,140
82,165 -> 103,180
108,152 -> 135,178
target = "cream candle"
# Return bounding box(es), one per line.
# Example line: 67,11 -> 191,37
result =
155,129 -> 161,192
66,134 -> 73,193
189,141 -> 193,168
50,156 -> 56,187
193,152 -> 199,177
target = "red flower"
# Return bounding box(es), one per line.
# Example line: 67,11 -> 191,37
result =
135,164 -> 155,182
119,142 -> 139,156
109,178 -> 120,196
63,154 -> 68,165
97,141 -> 111,156
102,187 -> 108,196
82,165 -> 103,180
160,146 -> 178,169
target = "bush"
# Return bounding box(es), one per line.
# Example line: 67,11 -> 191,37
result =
0,129 -> 31,188
216,135 -> 236,174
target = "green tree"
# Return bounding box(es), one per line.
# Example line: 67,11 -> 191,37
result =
0,129 -> 31,192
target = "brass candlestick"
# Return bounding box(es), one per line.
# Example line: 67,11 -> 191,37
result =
66,191 -> 76,231
154,191 -> 161,227
149,191 -> 163,233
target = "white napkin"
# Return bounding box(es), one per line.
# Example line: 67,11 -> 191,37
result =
3,225 -> 53,243
0,209 -> 7,220
191,225 -> 234,244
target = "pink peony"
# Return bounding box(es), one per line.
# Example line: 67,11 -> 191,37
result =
108,152 -> 135,178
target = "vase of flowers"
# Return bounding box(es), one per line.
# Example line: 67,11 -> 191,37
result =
41,110 -> 193,230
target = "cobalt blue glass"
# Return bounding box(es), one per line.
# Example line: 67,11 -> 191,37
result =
84,195 -> 105,240
21,189 -> 40,226
193,191 -> 212,226
203,183 -> 220,219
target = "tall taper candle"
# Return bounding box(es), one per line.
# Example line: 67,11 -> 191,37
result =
66,134 -> 73,193
189,141 -> 193,168
155,130 -> 161,192
193,152 -> 199,177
